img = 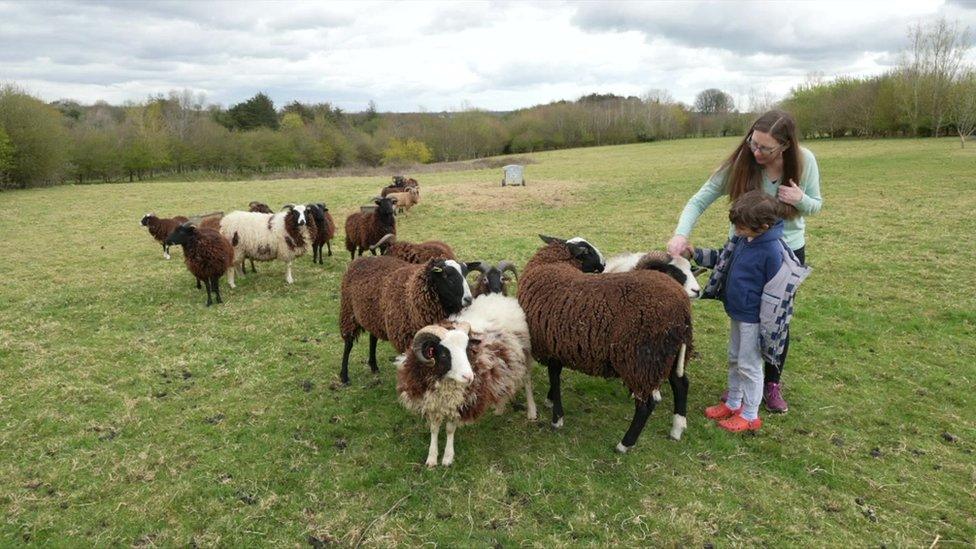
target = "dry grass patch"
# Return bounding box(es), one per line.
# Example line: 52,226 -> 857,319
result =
424,178 -> 589,212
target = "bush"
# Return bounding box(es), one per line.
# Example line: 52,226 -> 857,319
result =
382,138 -> 433,165
0,85 -> 68,188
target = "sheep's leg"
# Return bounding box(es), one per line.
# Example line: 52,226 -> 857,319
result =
524,370 -> 538,421
668,364 -> 689,441
196,277 -> 201,289
368,335 -> 379,373
203,278 -> 213,307
547,363 -> 564,429
249,258 -> 257,274
226,265 -> 237,289
441,421 -> 457,466
285,261 -> 294,284
326,241 -> 332,256
426,420 -> 441,468
617,398 -> 655,453
212,276 -> 223,304
162,243 -> 170,260
340,337 -> 355,384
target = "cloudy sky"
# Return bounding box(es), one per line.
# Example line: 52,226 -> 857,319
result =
2,0 -> 975,112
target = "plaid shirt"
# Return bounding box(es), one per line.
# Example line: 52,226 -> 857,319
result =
694,237 -> 812,367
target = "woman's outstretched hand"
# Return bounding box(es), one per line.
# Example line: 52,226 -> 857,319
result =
778,179 -> 803,205
667,234 -> 693,258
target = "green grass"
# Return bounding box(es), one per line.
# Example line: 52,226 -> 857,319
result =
1,137 -> 974,546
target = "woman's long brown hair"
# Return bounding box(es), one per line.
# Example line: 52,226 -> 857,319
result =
717,110 -> 803,208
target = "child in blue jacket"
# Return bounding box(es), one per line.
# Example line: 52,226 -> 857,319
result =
695,190 -> 811,432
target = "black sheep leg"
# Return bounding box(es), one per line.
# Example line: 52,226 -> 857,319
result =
618,398 -> 656,452
668,367 -> 689,440
340,337 -> 355,384
249,258 -> 257,274
547,363 -> 564,428
212,276 -> 223,304
196,277 -> 201,289
368,335 -> 379,373
203,278 -> 213,306
326,241 -> 332,256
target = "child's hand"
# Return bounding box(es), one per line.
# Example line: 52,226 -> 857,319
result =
778,179 -> 804,205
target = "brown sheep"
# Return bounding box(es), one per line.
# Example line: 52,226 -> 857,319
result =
369,234 -> 456,263
165,223 -> 234,306
380,177 -> 419,197
517,235 -> 694,452
338,256 -> 473,384
248,201 -> 273,214
387,187 -> 420,214
141,213 -> 189,259
344,197 -> 396,260
308,202 -> 336,263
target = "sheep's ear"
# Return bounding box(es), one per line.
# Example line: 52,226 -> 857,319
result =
282,204 -> 295,211
539,234 -> 564,245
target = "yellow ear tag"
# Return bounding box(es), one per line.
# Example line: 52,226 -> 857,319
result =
432,267 -> 443,273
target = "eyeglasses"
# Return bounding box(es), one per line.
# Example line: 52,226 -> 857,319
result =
747,133 -> 786,155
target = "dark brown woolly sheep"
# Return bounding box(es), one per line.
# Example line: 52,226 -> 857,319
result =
338,256 -> 473,384
165,223 -> 234,306
141,213 -> 189,259
248,201 -> 273,214
467,261 -> 518,297
370,234 -> 456,263
308,202 -> 336,263
344,197 -> 396,260
397,321 -> 529,467
517,235 -> 694,452
380,176 -> 419,197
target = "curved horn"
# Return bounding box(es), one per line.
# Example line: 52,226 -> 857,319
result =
412,325 -> 449,364
370,233 -> 396,253
497,260 -> 518,280
465,261 -> 487,275
281,203 -> 295,211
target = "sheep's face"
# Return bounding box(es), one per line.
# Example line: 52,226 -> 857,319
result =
668,255 -> 701,298
566,237 -> 606,273
373,197 -> 397,219
285,205 -> 309,226
308,203 -> 326,226
140,214 -> 154,227
413,326 -> 474,384
164,223 -> 195,246
430,260 -> 473,314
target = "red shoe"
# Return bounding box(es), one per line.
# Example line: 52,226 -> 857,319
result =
717,414 -> 762,432
704,402 -> 741,420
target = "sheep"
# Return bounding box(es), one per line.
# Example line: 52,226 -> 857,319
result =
517,235 -> 694,452
387,187 -> 420,214
466,260 -> 518,297
219,204 -> 316,287
344,197 -> 397,260
369,233 -> 456,263
339,256 -> 473,384
380,176 -> 419,197
308,202 -> 336,263
141,213 -> 189,259
164,223 -> 234,306
397,320 -> 530,467
604,251 -> 702,298
248,201 -> 273,214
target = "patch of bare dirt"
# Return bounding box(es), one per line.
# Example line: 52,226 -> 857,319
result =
424,179 -> 586,212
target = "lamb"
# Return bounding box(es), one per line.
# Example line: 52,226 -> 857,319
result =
370,234 -> 456,263
517,235 -> 694,452
604,251 -> 702,298
466,261 -> 518,297
219,204 -> 317,287
164,223 -> 234,306
387,187 -> 420,214
308,202 -> 336,263
397,320 -> 530,467
141,213 -> 189,259
339,257 -> 473,384
344,197 -> 397,260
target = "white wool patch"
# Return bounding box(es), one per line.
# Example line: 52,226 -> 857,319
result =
603,253 -> 644,273
219,209 -> 313,269
652,389 -> 662,402
445,260 -> 473,304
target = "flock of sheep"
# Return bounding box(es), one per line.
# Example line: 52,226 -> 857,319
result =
141,174 -> 705,463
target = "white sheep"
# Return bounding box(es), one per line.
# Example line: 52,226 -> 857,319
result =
219,204 -> 315,287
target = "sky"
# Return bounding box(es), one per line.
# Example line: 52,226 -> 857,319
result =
2,0 -> 975,112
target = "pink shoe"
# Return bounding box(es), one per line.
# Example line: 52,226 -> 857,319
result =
763,382 -> 789,413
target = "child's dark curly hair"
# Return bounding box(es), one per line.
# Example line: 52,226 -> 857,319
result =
729,189 -> 798,232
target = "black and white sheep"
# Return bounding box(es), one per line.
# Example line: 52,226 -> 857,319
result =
344,197 -> 396,260
397,319 -> 530,467
141,213 -> 189,259
517,235 -> 693,452
219,204 -> 316,287
467,261 -> 518,297
339,256 -> 473,384
308,202 -> 336,263
164,223 -> 234,306
370,234 -> 456,263
604,251 -> 702,298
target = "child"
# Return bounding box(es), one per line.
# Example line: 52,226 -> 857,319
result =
692,190 -> 811,432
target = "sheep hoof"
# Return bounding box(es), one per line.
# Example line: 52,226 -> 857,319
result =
441,457 -> 454,467
527,411 -> 538,421
545,398 -> 553,408
425,458 -> 438,468
615,442 -> 630,454
551,417 -> 564,430
669,414 -> 687,441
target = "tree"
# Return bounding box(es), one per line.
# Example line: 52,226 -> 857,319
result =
0,84 -> 67,188
694,88 -> 735,115
382,138 -> 432,165
0,125 -> 13,183
898,18 -> 972,136
227,92 -> 279,130
947,70 -> 976,147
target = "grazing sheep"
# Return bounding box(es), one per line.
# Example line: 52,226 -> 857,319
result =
387,187 -> 420,214
141,213 -> 189,259
517,235 -> 694,452
219,204 -> 316,287
248,201 -> 273,214
344,197 -> 396,260
397,320 -> 530,467
370,234 -> 456,263
467,261 -> 518,297
604,251 -> 702,298
164,223 -> 234,306
380,176 -> 419,197
308,202 -> 336,263
339,257 -> 473,384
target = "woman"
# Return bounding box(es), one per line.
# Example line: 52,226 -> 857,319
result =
667,109 -> 822,413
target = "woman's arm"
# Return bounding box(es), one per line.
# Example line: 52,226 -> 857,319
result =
668,171 -> 726,256
780,148 -> 823,215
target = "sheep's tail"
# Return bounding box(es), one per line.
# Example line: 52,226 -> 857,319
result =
676,343 -> 686,378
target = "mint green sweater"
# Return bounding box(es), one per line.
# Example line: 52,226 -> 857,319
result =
675,146 -> 822,251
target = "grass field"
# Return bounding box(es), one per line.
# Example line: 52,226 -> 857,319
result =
1,137 -> 974,546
